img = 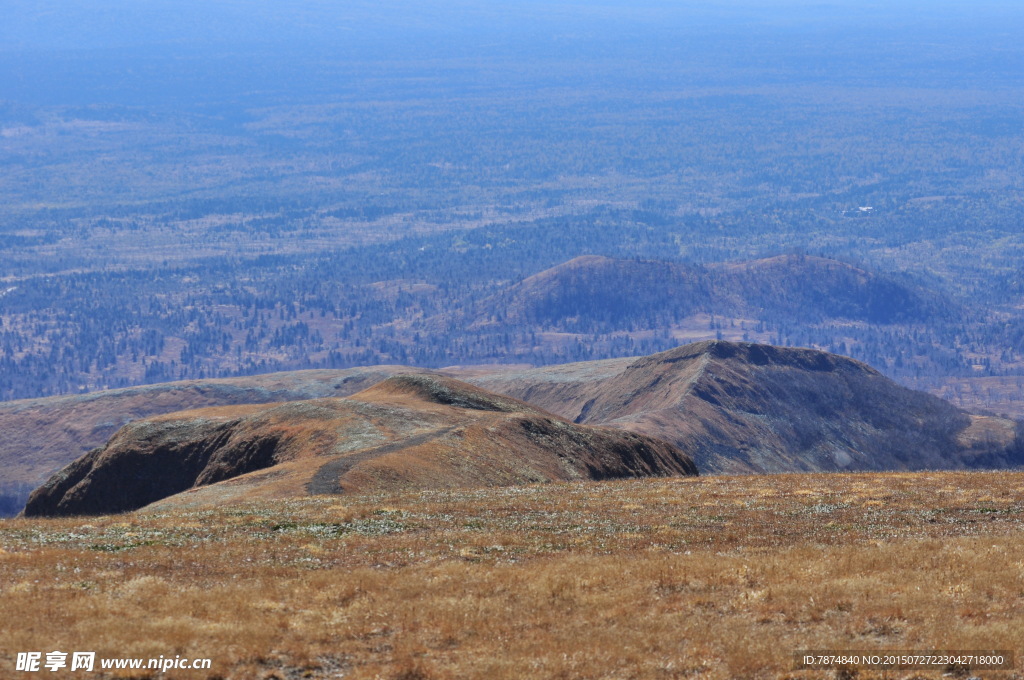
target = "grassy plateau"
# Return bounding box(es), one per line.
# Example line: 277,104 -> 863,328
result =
2,471 -> 1023,679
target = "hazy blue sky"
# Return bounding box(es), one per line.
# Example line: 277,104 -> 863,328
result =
3,0 -> 1021,106
4,1 -> 1022,52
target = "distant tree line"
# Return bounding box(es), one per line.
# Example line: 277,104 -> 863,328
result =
1,208 -> 1021,402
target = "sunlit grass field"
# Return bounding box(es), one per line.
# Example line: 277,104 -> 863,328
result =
2,471 -> 1023,679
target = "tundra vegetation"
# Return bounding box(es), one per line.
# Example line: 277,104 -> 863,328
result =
3,3 -> 1024,677
2,471 -> 1023,679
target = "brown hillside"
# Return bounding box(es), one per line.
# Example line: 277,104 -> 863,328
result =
0,365 -> 432,492
22,375 -> 697,517
7,342 -> 1021,516
469,340 -> 1023,474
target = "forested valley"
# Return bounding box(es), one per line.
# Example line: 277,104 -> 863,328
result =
2,0 -> 1023,413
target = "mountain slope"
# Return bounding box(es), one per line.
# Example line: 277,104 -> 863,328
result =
474,254 -> 950,333
9,342 -> 1022,517
0,365 -> 434,499
22,375 -> 697,517
483,255 -> 709,332
469,341 -> 1022,474
716,254 -> 949,324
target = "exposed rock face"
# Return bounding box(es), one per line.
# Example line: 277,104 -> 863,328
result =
469,341 -> 1023,474
23,376 -> 697,517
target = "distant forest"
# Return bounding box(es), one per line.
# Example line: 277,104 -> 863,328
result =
2,210 -> 1022,403
1,1 -> 1023,404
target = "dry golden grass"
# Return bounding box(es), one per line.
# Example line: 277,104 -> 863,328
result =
2,470 -> 1024,679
